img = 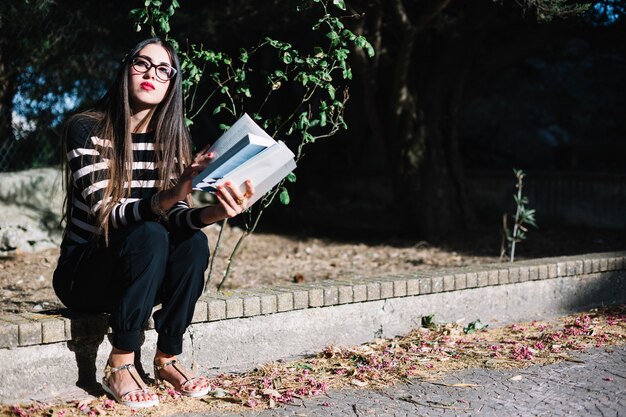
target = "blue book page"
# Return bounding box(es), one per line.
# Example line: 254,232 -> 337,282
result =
193,132 -> 273,188
208,144 -> 267,179
207,113 -> 273,156
209,141 -> 296,204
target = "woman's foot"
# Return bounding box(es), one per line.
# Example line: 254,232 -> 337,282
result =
154,351 -> 210,397
103,349 -> 159,408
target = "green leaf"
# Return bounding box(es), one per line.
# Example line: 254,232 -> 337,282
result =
218,123 -> 230,131
239,48 -> 249,64
333,0 -> 346,10
463,319 -> 488,334
341,29 -> 357,41
296,363 -> 313,370
326,31 -> 340,47
334,48 -> 349,60
279,188 -> 291,205
421,314 -> 436,329
298,112 -> 309,130
169,38 -> 180,52
237,86 -> 252,98
212,103 -> 225,115
298,73 -> 309,86
234,68 -> 246,82
326,84 -> 336,100
286,172 -> 297,183
302,131 -> 315,143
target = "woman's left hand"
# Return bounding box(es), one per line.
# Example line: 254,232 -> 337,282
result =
200,179 -> 255,224
215,180 -> 255,218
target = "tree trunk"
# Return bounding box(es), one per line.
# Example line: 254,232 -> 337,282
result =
351,2 -> 386,157
400,22 -> 478,237
350,0 -> 564,237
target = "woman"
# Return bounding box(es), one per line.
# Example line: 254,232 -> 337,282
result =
53,37 -> 254,408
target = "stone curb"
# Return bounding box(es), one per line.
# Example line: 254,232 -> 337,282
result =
0,251 -> 624,349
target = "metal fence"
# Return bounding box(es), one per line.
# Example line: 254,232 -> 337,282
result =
0,135 -> 61,172
467,170 -> 626,229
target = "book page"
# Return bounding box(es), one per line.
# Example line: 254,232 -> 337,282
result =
207,113 -> 273,158
192,133 -> 272,188
192,117 -> 276,188
212,141 -> 296,205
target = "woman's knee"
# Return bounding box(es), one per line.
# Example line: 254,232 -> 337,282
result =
122,221 -> 170,253
172,230 -> 209,257
168,230 -> 209,272
190,230 -> 209,255
189,231 -> 209,265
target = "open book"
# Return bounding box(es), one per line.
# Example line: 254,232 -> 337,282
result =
192,113 -> 297,206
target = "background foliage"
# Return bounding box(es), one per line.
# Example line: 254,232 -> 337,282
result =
1,0 -> 624,237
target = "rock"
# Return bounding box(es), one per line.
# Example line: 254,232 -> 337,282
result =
1,229 -> 20,249
0,168 -> 64,254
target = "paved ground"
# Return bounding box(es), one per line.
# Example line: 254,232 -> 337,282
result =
179,346 -> 626,417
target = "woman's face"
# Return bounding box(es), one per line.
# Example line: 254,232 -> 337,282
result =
128,43 -> 175,112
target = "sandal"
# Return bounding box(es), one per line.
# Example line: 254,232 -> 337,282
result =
101,362 -> 159,408
154,359 -> 210,398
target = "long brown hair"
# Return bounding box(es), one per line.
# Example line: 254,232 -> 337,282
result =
62,38 -> 192,243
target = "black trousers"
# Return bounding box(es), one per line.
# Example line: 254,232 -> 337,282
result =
53,221 -> 209,355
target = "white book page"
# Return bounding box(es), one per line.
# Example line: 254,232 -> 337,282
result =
207,113 -> 273,158
193,133 -> 272,188
213,141 -> 296,205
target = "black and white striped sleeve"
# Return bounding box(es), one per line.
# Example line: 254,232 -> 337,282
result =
167,201 -> 211,230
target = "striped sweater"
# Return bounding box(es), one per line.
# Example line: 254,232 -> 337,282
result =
65,117 -> 208,244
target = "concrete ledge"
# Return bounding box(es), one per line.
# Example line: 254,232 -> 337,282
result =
0,251 -> 624,403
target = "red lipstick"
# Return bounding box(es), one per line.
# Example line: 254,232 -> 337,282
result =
140,82 -> 155,91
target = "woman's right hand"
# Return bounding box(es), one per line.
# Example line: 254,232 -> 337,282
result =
157,152 -> 214,211
171,152 -> 214,201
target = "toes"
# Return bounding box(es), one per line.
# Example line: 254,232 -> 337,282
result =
126,392 -> 154,403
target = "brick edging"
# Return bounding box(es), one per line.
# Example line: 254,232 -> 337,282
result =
1,251 -> 624,349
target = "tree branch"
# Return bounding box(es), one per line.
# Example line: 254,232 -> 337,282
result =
415,0 -> 452,31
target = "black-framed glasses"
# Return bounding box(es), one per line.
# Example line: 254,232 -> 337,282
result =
131,56 -> 177,81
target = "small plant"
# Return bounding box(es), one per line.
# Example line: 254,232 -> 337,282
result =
421,314 -> 436,329
130,0 -> 374,290
500,169 -> 538,263
463,319 -> 488,334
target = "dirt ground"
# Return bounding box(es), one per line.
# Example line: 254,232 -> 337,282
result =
0,224 -> 624,314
